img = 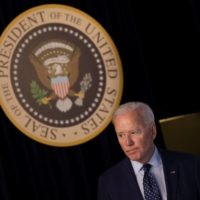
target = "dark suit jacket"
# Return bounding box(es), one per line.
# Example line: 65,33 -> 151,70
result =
98,149 -> 200,200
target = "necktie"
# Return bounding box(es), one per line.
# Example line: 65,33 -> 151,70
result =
143,164 -> 162,200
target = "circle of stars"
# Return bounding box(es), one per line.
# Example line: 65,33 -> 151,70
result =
13,26 -> 104,125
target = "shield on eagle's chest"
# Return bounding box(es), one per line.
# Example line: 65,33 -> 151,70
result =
51,76 -> 70,99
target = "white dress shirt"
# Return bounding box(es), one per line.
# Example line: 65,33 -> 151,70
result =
131,146 -> 167,200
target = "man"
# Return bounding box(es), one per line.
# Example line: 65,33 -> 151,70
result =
98,102 -> 200,200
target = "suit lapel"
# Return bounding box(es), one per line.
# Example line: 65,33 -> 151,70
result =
159,149 -> 178,200
121,158 -> 144,200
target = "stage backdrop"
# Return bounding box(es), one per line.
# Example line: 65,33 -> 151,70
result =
0,0 -> 165,199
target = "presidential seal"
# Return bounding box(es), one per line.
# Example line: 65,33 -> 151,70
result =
0,4 -> 123,146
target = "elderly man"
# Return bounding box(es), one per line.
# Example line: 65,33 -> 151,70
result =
98,102 -> 200,200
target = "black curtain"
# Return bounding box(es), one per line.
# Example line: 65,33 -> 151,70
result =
0,0 -> 166,199
130,1 -> 200,119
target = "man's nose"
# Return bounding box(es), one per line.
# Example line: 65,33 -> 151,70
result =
125,134 -> 133,146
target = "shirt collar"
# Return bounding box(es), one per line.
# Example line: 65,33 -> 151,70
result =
131,146 -> 161,175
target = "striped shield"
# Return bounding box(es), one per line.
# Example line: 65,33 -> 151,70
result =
51,76 -> 70,99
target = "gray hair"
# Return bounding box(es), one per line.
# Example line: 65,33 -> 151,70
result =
112,102 -> 155,126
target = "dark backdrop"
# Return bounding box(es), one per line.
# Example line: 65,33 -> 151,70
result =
0,0 -> 199,199
131,1 -> 200,119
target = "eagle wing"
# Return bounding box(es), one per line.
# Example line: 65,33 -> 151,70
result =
29,54 -> 52,90
68,52 -> 81,87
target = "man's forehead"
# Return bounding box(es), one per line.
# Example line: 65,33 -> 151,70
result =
114,111 -> 147,127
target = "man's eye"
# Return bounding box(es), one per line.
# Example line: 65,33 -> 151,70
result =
131,132 -> 137,134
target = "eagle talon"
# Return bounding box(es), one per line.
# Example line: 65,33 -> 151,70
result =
74,92 -> 85,99
42,97 -> 51,104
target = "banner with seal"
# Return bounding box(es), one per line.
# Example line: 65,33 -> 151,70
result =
0,4 -> 123,146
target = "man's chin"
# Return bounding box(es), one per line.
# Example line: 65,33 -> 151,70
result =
126,150 -> 140,161
126,154 -> 140,161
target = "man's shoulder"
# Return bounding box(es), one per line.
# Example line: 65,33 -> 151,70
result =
99,157 -> 131,180
158,148 -> 199,163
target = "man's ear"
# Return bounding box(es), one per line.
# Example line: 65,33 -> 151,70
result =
151,123 -> 157,140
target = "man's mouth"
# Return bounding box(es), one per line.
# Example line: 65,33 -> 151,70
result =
126,148 -> 138,153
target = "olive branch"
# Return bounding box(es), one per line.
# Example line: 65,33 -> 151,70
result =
30,80 -> 52,109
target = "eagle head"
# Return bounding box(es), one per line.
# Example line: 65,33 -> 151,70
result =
52,64 -> 63,75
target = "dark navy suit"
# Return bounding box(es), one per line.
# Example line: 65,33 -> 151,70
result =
98,149 -> 200,200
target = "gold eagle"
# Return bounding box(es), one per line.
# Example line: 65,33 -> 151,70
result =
29,52 -> 84,112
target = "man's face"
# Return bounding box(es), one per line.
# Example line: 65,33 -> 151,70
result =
114,111 -> 156,164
